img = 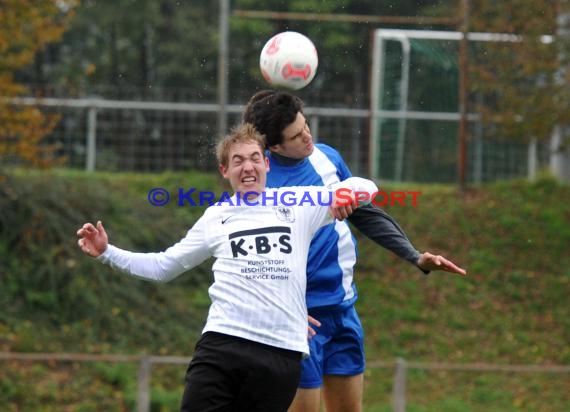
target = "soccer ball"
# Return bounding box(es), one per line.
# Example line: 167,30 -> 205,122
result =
259,31 -> 318,90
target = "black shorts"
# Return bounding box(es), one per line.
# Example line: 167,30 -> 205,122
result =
180,332 -> 302,412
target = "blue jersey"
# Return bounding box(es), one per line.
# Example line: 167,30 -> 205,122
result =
265,143 -> 358,311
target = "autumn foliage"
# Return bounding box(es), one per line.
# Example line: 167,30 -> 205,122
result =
0,0 -> 77,170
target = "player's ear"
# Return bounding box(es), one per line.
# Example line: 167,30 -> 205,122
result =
219,164 -> 229,179
268,144 -> 283,156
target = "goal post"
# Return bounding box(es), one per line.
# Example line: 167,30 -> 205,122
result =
369,29 -> 552,184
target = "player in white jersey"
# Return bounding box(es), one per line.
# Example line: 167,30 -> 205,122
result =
76,123 -> 379,412
244,91 -> 467,412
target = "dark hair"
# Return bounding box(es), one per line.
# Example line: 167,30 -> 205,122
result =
242,90 -> 276,122
243,91 -> 304,147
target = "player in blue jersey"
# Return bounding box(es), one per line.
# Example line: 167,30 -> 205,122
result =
244,91 -> 466,412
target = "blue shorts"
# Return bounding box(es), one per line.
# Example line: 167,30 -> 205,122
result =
299,306 -> 365,389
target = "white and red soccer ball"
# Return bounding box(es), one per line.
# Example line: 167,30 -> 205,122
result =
259,31 -> 318,90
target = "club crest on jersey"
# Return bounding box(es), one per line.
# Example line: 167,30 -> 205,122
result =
274,207 -> 295,223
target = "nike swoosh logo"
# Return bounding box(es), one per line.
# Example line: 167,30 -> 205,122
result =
221,216 -> 234,224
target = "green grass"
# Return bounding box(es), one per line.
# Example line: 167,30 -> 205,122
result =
1,169 -> 569,411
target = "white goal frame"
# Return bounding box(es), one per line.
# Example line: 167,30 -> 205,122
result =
369,29 -> 553,181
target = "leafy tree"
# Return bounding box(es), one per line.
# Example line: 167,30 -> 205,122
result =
19,0 -> 221,101
0,0 -> 77,172
19,0 -> 453,105
469,0 -> 570,141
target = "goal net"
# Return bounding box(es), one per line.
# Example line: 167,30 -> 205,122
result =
369,29 -> 550,183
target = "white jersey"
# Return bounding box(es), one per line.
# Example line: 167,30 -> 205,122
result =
97,178 -> 377,356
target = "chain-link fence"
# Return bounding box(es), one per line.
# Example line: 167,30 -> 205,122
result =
15,95 -> 372,176
12,84 -> 550,184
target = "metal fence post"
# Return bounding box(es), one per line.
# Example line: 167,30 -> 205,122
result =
527,137 -> 537,181
392,357 -> 407,412
137,356 -> 151,412
217,0 -> 230,137
86,105 -> 97,172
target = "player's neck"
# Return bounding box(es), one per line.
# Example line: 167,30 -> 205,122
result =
269,151 -> 304,166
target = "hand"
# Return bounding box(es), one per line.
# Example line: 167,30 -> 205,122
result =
308,315 -> 321,339
417,252 -> 467,276
77,220 -> 109,258
330,189 -> 356,221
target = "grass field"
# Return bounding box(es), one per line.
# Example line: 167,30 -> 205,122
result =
1,169 -> 568,411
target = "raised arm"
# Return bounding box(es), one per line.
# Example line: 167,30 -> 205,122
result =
347,204 -> 425,271
329,177 -> 378,220
76,219 -> 212,282
77,220 -> 109,257
348,204 -> 466,276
